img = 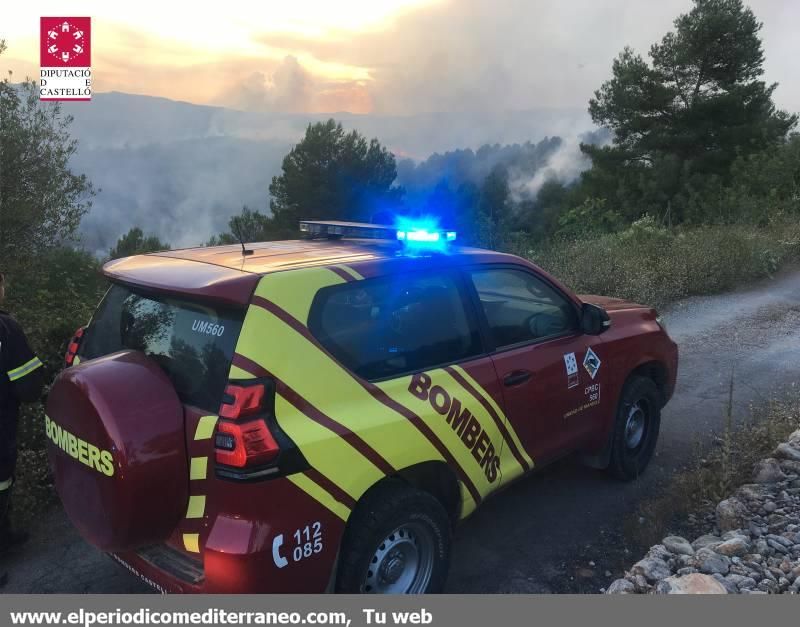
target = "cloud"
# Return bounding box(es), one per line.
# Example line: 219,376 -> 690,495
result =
224,56 -> 313,112
6,0 -> 796,115
249,0 -> 800,115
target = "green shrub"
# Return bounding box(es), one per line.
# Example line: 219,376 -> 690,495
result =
524,220 -> 800,308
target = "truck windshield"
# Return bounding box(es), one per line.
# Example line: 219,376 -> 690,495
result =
79,284 -> 244,412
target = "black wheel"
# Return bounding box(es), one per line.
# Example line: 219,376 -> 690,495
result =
608,376 -> 661,480
336,479 -> 451,594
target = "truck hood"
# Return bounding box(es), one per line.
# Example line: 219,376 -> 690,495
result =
578,294 -> 648,311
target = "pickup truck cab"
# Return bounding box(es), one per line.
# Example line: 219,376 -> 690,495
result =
45,221 -> 678,593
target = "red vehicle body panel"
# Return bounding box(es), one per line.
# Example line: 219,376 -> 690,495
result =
49,238 -> 677,594
114,477 -> 344,593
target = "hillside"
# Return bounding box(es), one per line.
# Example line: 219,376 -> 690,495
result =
60,92 -> 591,253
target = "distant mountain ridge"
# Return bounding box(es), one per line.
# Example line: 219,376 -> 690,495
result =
59,92 -> 593,253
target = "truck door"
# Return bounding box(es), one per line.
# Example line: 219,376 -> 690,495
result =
466,266 -> 607,465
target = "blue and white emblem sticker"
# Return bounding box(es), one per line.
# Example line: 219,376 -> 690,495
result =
583,347 -> 601,380
563,352 -> 579,388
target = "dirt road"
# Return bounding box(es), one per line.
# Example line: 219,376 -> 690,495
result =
5,269 -> 800,593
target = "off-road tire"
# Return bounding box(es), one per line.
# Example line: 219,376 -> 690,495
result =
608,376 -> 661,480
335,479 -> 451,594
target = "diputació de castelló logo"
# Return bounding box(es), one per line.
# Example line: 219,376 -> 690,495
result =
40,17 -> 92,102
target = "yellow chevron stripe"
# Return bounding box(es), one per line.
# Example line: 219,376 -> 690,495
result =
274,395 -> 383,501
333,264 -> 363,281
194,416 -> 217,441
287,472 -> 350,521
253,267 -> 345,323
183,533 -> 200,553
449,364 -> 534,473
185,495 -> 206,519
189,457 -> 208,480
229,365 -> 254,380
377,369 -> 506,497
238,306 -> 441,473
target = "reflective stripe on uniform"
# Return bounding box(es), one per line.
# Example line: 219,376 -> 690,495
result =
0,478 -> 12,491
7,356 -> 43,382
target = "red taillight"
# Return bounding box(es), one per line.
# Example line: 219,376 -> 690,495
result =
214,419 -> 280,468
64,326 -> 85,367
219,384 -> 265,419
215,379 -> 280,469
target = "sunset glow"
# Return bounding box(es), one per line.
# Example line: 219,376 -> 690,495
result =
3,0 -> 440,112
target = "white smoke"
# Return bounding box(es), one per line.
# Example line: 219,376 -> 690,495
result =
509,137 -> 590,201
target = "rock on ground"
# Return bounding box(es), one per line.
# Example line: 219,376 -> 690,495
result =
663,536 -> 694,555
716,498 -> 749,532
605,428 -> 800,594
655,573 -> 728,594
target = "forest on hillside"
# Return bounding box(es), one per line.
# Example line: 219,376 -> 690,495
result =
2,1 -> 800,521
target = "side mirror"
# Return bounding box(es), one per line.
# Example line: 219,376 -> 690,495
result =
581,303 -> 611,335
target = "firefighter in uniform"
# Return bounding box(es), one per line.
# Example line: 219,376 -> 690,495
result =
0,272 -> 45,586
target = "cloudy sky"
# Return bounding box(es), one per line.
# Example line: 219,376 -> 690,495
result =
3,0 -> 798,115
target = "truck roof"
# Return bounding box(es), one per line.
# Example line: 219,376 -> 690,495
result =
102,239 -> 513,307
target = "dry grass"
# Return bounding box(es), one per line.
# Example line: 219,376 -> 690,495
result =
512,218 -> 800,309
623,389 -> 800,552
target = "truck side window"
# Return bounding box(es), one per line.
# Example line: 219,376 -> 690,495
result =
309,272 -> 481,380
470,267 -> 578,349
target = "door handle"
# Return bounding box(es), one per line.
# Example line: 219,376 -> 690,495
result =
503,370 -> 532,386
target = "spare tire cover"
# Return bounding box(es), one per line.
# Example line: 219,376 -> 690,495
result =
45,350 -> 187,552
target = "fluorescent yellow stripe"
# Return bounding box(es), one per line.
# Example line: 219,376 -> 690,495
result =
183,533 -> 200,553
0,478 -> 12,491
274,395 -> 383,500
238,307 -> 441,474
378,370 -> 497,497
450,364 -> 535,471
449,365 -> 505,422
333,264 -> 363,281
287,473 -> 350,521
185,495 -> 206,519
228,365 -> 254,380
254,268 -> 344,324
8,356 -> 43,381
72,355 -> 82,366
194,416 -> 217,441
189,457 -> 208,480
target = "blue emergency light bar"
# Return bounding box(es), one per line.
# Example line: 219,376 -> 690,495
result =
299,220 -> 457,249
396,229 -> 457,243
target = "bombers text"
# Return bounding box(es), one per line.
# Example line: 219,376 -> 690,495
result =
45,415 -> 114,477
408,372 -> 500,482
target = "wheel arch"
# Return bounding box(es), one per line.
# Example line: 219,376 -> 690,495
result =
343,461 -> 461,532
331,462 -> 458,592
582,359 -> 668,470
628,360 -> 669,407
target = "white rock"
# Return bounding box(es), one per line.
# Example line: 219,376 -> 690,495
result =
656,573 -> 728,594
606,579 -> 636,594
663,536 -> 695,555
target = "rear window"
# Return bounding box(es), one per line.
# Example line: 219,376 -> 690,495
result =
80,284 -> 244,411
308,271 -> 481,381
